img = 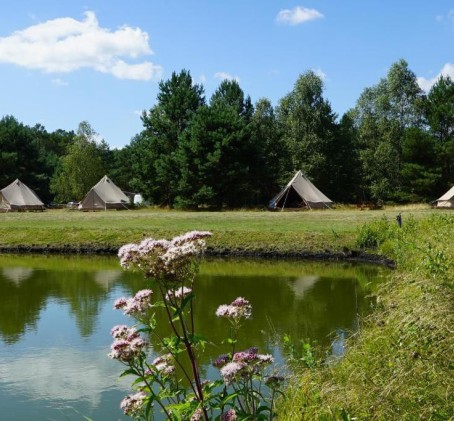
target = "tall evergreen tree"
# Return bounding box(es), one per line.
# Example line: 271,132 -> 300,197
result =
250,98 -> 285,203
333,112 -> 362,202
0,115 -> 48,198
424,75 -> 454,189
276,70 -> 338,195
400,127 -> 442,201
175,81 -> 255,208
139,69 -> 205,205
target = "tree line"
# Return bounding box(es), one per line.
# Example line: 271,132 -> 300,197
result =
1,59 -> 453,208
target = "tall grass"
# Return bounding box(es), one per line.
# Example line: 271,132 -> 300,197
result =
277,213 -> 454,419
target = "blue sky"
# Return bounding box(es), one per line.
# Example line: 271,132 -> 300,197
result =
0,1 -> 453,148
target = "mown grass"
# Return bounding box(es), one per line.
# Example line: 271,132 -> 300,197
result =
0,205 -> 442,253
277,213 -> 454,420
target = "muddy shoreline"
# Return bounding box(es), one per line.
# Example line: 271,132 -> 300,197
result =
0,244 -> 395,268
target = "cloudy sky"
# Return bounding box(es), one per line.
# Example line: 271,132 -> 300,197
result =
0,1 -> 453,148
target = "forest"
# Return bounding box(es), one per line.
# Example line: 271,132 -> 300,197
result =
1,58 -> 453,208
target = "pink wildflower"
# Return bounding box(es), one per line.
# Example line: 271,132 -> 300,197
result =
165,286 -> 192,301
220,408 -> 237,421
137,238 -> 171,255
215,297 -> 252,320
110,325 -> 139,341
118,243 -> 140,269
212,354 -> 230,368
152,354 -> 175,375
171,230 -> 212,246
113,297 -> 127,309
220,361 -> 246,384
108,336 -> 147,362
116,289 -> 153,316
256,353 -> 274,365
117,231 -> 212,285
120,391 -> 147,416
215,305 -> 230,317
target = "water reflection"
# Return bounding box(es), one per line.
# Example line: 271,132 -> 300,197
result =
0,254 -> 388,420
0,347 -> 128,405
3,267 -> 34,284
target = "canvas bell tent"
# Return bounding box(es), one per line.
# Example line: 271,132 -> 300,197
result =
269,170 -> 333,210
79,175 -> 130,210
0,179 -> 45,211
435,186 -> 454,208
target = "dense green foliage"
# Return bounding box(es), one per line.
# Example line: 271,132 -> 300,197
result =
1,60 -> 453,207
50,121 -> 109,202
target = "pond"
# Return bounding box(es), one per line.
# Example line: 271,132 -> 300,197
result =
0,254 -> 388,420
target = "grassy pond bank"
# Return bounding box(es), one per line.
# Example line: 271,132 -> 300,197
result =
0,206 -> 453,419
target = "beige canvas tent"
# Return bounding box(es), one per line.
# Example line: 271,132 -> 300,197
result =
269,170 -> 333,210
435,186 -> 454,208
0,179 -> 45,211
79,175 -> 130,211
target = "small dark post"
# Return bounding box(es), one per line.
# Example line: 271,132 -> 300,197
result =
396,213 -> 402,228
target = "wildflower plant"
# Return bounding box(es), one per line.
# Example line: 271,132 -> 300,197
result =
109,231 -> 284,420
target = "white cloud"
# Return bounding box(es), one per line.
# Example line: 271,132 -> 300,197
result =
276,6 -> 324,25
417,63 -> 454,91
214,71 -> 240,82
0,11 -> 163,80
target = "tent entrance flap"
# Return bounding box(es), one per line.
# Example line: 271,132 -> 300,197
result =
280,186 -> 307,209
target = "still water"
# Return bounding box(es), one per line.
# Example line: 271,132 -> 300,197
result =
0,254 -> 388,420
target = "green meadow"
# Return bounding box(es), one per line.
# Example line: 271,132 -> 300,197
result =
0,205 -> 441,253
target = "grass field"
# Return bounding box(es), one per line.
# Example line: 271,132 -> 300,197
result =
0,204 -> 444,253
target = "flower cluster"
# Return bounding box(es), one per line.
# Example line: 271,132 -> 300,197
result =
220,408 -> 237,421
215,297 -> 252,321
109,336 -> 147,363
212,353 -> 230,368
165,286 -> 192,302
220,361 -> 247,384
120,391 -> 147,416
233,347 -> 273,367
118,231 -> 212,284
114,289 -> 153,316
215,347 -> 274,384
110,324 -> 139,341
151,353 -> 175,376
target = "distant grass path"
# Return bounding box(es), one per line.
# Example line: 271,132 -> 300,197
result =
0,206 -> 444,256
